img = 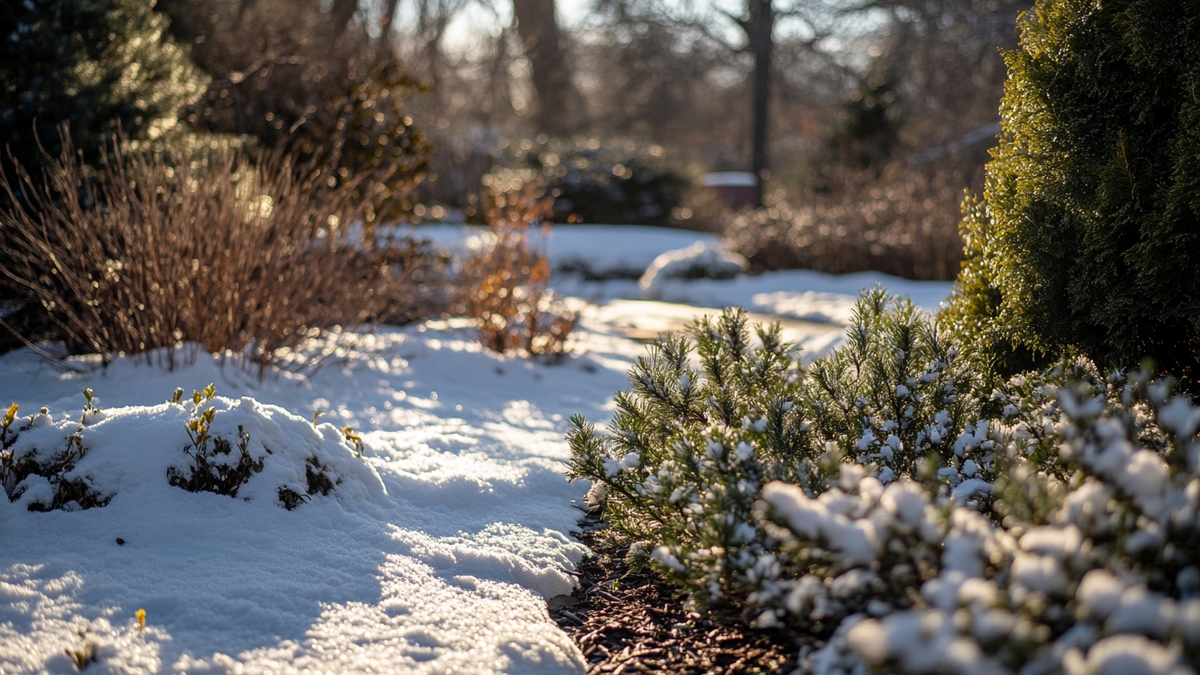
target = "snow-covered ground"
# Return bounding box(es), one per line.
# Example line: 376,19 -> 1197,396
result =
0,226 -> 953,673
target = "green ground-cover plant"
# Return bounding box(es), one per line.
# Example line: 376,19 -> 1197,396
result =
166,384 -> 345,510
568,292 -> 1200,673
3,384 -> 360,512
944,0 -> 1200,382
166,385 -> 263,498
0,389 -> 110,511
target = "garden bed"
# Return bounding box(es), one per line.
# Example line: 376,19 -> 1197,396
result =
552,515 -> 800,674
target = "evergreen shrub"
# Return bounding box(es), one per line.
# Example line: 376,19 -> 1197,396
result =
480,137 -> 687,227
0,0 -> 206,177
568,293 -> 1200,673
943,0 -> 1200,381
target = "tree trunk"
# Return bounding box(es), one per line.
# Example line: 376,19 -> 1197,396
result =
749,0 -> 772,208
380,0 -> 401,46
512,0 -> 574,134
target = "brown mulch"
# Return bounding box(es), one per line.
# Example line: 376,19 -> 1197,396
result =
549,516 -> 801,674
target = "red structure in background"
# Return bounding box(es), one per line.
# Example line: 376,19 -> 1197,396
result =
703,172 -> 759,211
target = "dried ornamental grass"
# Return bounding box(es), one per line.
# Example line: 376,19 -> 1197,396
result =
0,130 -> 441,369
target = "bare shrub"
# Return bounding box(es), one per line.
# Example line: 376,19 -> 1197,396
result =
0,130 -> 443,368
454,187 -> 576,357
159,0 -> 432,230
722,162 -> 968,281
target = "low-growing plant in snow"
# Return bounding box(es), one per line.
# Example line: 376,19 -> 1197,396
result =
568,293 -> 1200,674
166,385 -> 265,498
0,389 -> 112,511
1,384 -> 382,513
164,385 -> 357,510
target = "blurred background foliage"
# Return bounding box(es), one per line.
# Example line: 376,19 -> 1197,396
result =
475,137 -> 687,226
2,0 -> 1032,270
5,0 -> 1195,419
0,0 -> 208,178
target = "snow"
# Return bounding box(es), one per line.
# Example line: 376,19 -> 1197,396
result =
701,172 -> 757,187
0,323 -> 636,674
1106,586 -> 1174,639
1063,634 -> 1193,675
0,224 -> 956,672
762,481 -> 879,566
638,241 -> 747,295
1010,553 -> 1069,596
1158,397 -> 1200,439
412,223 -> 953,326
412,223 -> 720,282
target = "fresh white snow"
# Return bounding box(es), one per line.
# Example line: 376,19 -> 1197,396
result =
0,225 -> 954,673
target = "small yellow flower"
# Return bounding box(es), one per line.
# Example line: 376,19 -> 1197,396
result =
135,609 -> 146,630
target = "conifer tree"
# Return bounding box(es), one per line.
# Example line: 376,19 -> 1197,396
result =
943,0 -> 1200,381
0,0 -> 206,176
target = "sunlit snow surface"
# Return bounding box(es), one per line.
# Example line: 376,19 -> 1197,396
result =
0,321 -> 632,674
0,225 -> 953,673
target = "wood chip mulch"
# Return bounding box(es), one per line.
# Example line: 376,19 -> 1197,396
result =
549,515 -> 801,674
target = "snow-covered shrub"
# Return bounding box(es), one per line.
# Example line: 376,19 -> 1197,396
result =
637,242 -> 748,297
165,385 -> 356,510
567,292 -> 984,606
568,292 -> 1200,673
805,289 -> 992,494
0,390 -> 111,511
835,362 -> 1200,674
167,385 -> 265,498
1,385 -> 380,512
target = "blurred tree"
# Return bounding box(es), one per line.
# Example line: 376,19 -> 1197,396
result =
156,0 -> 433,229
832,76 -> 903,170
0,0 -> 207,178
512,0 -> 581,134
945,0 -> 1200,382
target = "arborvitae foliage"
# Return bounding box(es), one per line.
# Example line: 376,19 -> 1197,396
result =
0,0 -> 206,177
943,0 -> 1200,383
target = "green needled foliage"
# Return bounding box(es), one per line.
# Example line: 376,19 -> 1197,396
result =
943,0 -> 1200,382
0,0 -> 207,178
